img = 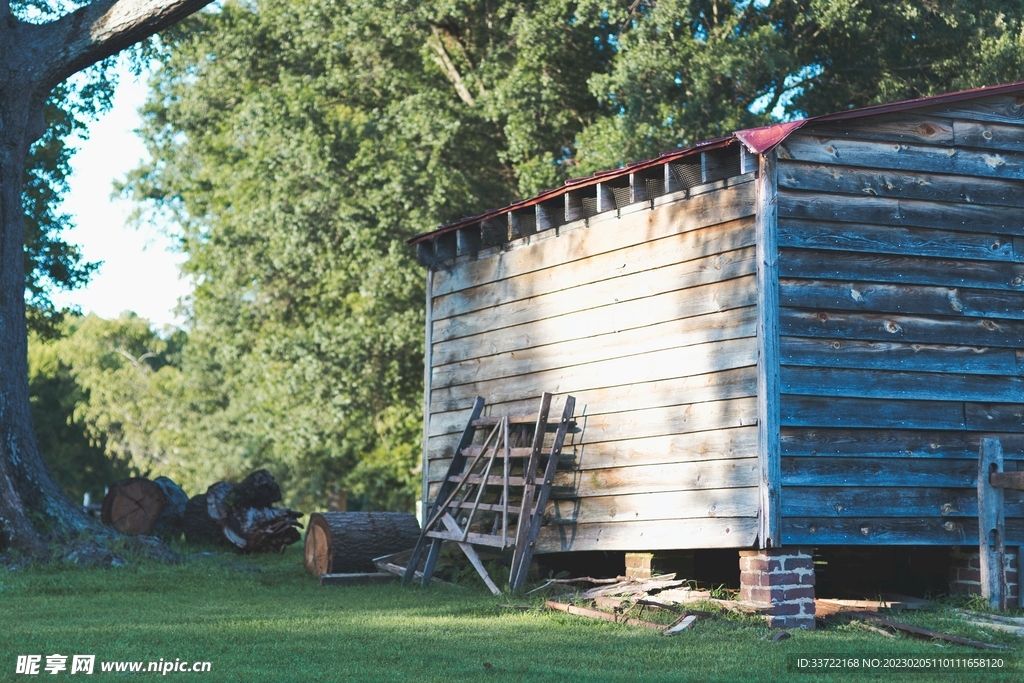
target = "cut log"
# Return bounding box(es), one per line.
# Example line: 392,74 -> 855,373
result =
100,476 -> 189,539
230,469 -> 283,508
185,473 -> 303,553
304,512 -> 420,575
183,493 -> 230,547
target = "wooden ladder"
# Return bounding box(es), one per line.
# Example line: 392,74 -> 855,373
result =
404,392 -> 576,593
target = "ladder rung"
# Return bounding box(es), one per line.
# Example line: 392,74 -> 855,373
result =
425,530 -> 512,548
472,415 -> 544,426
449,474 -> 530,487
447,501 -> 522,514
460,446 -> 535,459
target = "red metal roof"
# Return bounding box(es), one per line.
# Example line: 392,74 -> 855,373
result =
410,80 -> 1024,246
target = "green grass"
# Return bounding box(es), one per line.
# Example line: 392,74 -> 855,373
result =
0,547 -> 1021,682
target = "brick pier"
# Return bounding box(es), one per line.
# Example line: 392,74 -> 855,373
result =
949,548 -> 1020,604
739,547 -> 816,629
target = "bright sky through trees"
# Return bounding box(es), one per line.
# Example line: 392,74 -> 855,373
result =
50,59 -> 188,330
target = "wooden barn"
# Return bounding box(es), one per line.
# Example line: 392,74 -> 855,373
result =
409,83 -> 1024,622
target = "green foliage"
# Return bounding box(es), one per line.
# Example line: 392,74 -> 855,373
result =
121,0 -> 621,511
576,0 -> 1024,173
28,314 -> 182,501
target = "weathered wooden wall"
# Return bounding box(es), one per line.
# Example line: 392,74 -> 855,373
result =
425,175 -> 761,552
775,94 -> 1024,546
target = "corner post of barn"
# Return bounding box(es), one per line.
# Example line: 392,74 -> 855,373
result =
755,148 -> 780,549
979,437 -> 1007,610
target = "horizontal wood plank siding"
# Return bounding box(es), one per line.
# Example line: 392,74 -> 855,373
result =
777,96 -> 1024,545
424,179 -> 760,552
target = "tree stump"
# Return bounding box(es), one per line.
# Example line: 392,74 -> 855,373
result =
304,512 -> 420,575
100,476 -> 189,539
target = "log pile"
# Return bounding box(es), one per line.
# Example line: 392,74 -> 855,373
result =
303,511 -> 420,575
101,476 -> 188,539
183,470 -> 303,553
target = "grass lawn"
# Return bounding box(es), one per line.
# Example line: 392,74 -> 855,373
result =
1,545 -> 1021,682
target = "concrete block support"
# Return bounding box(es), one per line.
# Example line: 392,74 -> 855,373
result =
739,547 -> 816,629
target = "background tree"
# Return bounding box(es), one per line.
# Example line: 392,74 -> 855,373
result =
576,0 -> 1024,172
121,0 -> 617,511
0,0 -> 215,557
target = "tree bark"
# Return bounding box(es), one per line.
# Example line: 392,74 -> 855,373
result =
303,512 -> 420,576
0,0 -> 214,557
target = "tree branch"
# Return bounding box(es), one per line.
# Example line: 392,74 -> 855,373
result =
37,0 -> 215,89
427,25 -> 475,107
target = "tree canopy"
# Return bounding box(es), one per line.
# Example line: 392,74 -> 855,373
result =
41,0 -> 1024,514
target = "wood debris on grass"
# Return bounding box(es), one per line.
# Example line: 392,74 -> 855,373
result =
950,609 -> 1024,636
850,613 -> 1010,651
814,597 -> 1013,650
544,600 -> 702,636
533,574 -> 739,635
372,550 -> 464,589
318,572 -> 397,586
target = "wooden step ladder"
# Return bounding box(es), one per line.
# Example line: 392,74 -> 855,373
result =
404,392 -> 576,593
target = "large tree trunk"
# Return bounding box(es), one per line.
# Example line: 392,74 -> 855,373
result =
0,0 -> 214,558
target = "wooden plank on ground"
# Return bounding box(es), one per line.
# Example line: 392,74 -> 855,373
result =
779,217 -> 1018,263
779,308 -> 1024,349
780,395 -> 966,430
536,516 -> 759,552
780,337 -> 1021,377
432,223 -> 755,321
431,181 -> 757,298
780,428 -> 1024,459
780,248 -> 1024,292
780,279 -> 1024,321
851,613 -> 1010,650
319,572 -> 398,586
780,366 -> 1024,403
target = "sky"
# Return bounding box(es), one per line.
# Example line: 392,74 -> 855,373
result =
49,60 -> 190,330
